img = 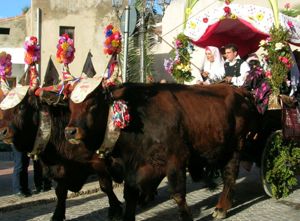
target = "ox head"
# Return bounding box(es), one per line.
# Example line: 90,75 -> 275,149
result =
0,86 -> 39,152
65,77 -> 110,150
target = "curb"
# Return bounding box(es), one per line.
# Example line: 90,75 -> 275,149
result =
0,182 -> 123,213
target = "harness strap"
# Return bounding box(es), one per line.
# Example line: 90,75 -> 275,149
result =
28,109 -> 51,160
96,105 -> 120,158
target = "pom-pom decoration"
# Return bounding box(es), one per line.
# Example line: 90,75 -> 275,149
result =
0,52 -> 12,80
56,34 -> 75,65
24,36 -> 41,65
112,100 -> 130,129
103,24 -> 122,55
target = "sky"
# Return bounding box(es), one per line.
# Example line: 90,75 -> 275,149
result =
0,0 -> 31,18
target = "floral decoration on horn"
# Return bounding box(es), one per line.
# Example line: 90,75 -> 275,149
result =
0,51 -> 12,93
24,36 -> 40,65
56,33 -> 76,82
24,36 -> 40,90
103,24 -> 122,55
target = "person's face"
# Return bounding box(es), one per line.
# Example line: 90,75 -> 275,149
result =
225,48 -> 237,61
205,51 -> 215,62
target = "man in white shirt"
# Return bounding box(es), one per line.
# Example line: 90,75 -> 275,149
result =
223,44 -> 250,86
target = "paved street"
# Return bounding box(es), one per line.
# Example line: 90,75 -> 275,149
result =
0,163 -> 299,221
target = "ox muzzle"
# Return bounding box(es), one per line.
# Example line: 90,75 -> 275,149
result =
64,126 -> 85,144
0,127 -> 13,144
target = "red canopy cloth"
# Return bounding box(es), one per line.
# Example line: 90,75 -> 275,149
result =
184,3 -> 300,57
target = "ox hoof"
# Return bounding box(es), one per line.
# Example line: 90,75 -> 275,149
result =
212,208 -> 227,219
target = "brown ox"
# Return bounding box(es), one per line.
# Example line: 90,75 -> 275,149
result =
0,90 -> 122,221
65,82 -> 259,221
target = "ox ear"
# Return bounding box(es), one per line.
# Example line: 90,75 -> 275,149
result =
70,78 -> 102,103
0,86 -> 30,110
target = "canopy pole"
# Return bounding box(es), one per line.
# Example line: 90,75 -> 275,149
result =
268,0 -> 279,28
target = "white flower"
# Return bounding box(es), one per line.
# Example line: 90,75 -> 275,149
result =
275,42 -> 284,50
259,39 -> 267,47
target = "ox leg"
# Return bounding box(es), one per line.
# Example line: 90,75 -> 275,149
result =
52,182 -> 68,221
123,182 -> 139,221
98,175 -> 123,220
167,163 -> 193,221
213,151 -> 240,219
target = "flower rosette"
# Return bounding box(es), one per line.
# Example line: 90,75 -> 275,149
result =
24,36 -> 40,65
0,52 -> 12,80
103,24 -> 122,55
56,34 -> 75,65
112,100 -> 130,129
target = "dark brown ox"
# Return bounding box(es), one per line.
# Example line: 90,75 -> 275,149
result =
0,90 -> 122,221
65,82 -> 259,221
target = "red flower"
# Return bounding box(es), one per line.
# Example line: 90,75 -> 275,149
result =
203,17 -> 208,23
287,20 -> 294,28
224,6 -> 231,15
265,70 -> 272,79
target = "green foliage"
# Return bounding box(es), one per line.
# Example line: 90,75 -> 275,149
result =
259,25 -> 292,94
265,133 -> 300,199
164,33 -> 194,83
122,0 -> 156,82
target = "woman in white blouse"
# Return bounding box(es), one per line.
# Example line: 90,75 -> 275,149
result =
200,46 -> 225,84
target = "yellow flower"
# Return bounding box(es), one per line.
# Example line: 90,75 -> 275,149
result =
61,42 -> 69,50
111,40 -> 119,47
190,22 -> 197,29
230,14 -> 237,19
256,13 -> 264,21
176,64 -> 184,70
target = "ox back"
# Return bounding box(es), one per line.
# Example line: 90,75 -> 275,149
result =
66,82 -> 259,221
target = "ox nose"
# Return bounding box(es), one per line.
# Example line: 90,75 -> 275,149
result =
0,127 -> 8,139
64,127 -> 78,139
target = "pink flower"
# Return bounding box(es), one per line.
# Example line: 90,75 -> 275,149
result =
265,70 -> 272,79
279,56 -> 289,64
287,20 -> 294,28
175,39 -> 182,48
284,3 -> 291,9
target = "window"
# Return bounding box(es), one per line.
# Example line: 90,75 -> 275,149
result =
59,26 -> 75,39
0,28 -> 10,35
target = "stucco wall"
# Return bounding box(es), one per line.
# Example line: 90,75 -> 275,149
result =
30,0 -> 119,82
0,16 -> 27,48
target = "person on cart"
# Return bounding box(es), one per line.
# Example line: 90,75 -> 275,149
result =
223,43 -> 250,86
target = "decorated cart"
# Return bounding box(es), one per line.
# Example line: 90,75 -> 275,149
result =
183,1 -> 300,198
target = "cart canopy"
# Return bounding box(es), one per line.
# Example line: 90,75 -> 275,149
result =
184,4 -> 300,57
